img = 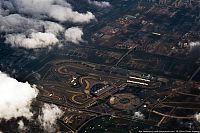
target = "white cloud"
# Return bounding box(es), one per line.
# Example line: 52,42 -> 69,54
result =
65,27 -> 84,44
48,6 -> 95,23
0,14 -> 64,48
45,22 -> 64,35
189,41 -> 200,56
6,32 -> 59,49
195,113 -> 200,122
0,14 -> 34,33
87,0 -> 111,8
132,111 -> 145,120
0,14 -> 64,34
18,120 -> 25,130
9,0 -> 95,23
189,41 -> 200,50
0,71 -> 63,132
0,0 -> 95,49
38,104 -> 63,132
0,71 -> 38,120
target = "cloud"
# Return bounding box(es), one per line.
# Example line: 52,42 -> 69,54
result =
194,113 -> 200,122
0,71 -> 38,120
0,14 -> 64,34
48,6 -> 95,23
0,14 -> 64,48
44,22 -> 64,35
0,71 -> 63,132
189,41 -> 200,50
8,0 -> 95,23
132,111 -> 145,120
38,104 -> 63,132
18,120 -> 25,130
65,27 -> 84,44
6,32 -> 59,49
87,0 -> 111,8
189,42 -> 200,58
0,0 -> 95,49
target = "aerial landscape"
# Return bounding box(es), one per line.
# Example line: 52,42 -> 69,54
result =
0,0 -> 200,132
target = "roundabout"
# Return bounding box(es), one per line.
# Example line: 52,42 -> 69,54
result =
109,93 -> 141,110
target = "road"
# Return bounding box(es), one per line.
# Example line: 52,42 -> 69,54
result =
151,110 -> 194,119
189,66 -> 200,81
115,45 -> 138,66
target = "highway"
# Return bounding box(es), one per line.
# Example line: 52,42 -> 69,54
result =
156,107 -> 176,126
189,66 -> 200,81
151,110 -> 194,119
115,45 -> 138,66
146,82 -> 200,126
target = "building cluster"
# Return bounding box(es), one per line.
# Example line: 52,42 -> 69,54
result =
93,0 -> 200,59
